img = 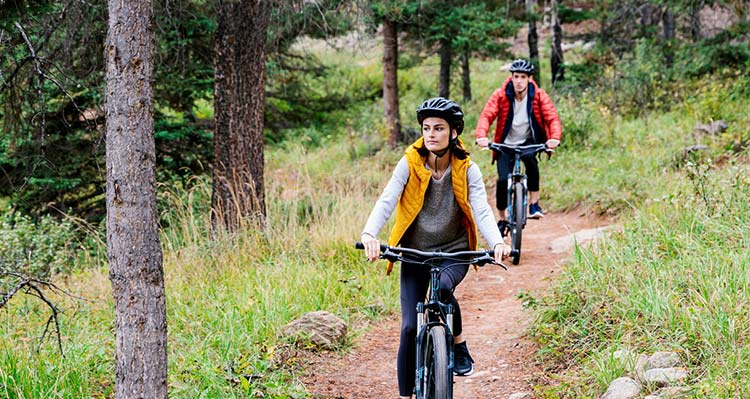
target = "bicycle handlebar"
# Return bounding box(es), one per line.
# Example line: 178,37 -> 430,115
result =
355,242 -> 517,269
488,142 -> 552,157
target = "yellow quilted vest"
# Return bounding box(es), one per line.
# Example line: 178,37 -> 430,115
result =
384,137 -> 478,275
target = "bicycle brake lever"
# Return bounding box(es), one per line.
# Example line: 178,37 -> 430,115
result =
380,247 -> 400,262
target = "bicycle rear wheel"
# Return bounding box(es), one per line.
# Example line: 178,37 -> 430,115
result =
422,325 -> 451,399
511,182 -> 524,265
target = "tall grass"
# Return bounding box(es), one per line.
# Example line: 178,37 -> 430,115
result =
0,140 -> 402,398
529,85 -> 750,397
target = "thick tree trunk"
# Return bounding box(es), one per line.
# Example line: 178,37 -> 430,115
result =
461,51 -> 471,101
104,0 -> 167,398
383,19 -> 401,149
662,7 -> 675,67
212,0 -> 270,231
526,0 -> 541,86
550,0 -> 564,85
438,39 -> 451,98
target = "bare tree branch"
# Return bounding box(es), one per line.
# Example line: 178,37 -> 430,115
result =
15,21 -> 47,153
25,283 -> 64,355
1,269 -> 84,356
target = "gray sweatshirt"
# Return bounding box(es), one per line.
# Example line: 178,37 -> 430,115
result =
362,156 -> 503,251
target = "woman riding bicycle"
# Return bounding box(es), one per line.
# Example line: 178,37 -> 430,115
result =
474,59 -> 562,234
360,97 -> 511,398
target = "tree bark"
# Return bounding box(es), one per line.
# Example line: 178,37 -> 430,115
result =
212,0 -> 270,231
461,51 -> 471,101
438,39 -> 451,98
550,0 -> 564,85
104,0 -> 167,397
526,0 -> 541,86
662,7 -> 675,67
690,0 -> 704,42
383,18 -> 401,149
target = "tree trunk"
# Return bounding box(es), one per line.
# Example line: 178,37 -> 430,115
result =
662,7 -> 675,67
104,0 -> 167,397
639,3 -> 659,38
690,0 -> 704,42
526,0 -> 541,86
438,39 -> 451,98
212,0 -> 270,231
550,0 -> 564,85
383,18 -> 401,149
460,51 -> 471,101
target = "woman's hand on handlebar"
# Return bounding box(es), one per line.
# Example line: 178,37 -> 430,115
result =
546,139 -> 560,149
475,137 -> 489,148
360,233 -> 380,262
493,242 -> 512,264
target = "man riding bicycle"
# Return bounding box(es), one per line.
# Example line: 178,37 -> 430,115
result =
361,97 -> 511,398
474,59 -> 562,236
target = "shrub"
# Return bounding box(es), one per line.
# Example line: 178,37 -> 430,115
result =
0,212 -> 77,281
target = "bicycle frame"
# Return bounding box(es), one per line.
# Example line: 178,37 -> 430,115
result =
355,243 -> 511,399
507,151 -> 529,230
488,143 -> 549,265
415,263 -> 455,399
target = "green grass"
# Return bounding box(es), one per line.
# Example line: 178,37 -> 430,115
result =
528,89 -> 750,397
2,35 -> 750,398
1,140 -> 403,398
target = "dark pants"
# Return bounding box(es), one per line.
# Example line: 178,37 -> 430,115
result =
397,260 -> 469,396
495,151 -> 539,211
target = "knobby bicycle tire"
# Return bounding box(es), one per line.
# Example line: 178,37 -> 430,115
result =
511,182 -> 524,265
421,326 -> 451,399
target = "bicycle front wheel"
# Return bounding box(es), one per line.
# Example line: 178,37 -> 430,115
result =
422,326 -> 451,399
511,182 -> 524,265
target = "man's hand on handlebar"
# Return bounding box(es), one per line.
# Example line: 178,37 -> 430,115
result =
475,137 -> 489,148
546,139 -> 560,149
360,233 -> 380,262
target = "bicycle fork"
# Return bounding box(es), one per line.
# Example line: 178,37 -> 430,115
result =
415,302 -> 455,399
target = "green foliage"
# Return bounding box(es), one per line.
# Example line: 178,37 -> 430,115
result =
0,212 -> 77,281
0,141 -> 401,398
558,3 -> 595,23
532,161 -> 750,397
674,27 -> 750,77
450,2 -> 521,58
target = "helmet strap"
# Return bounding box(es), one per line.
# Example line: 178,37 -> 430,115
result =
431,147 -> 450,158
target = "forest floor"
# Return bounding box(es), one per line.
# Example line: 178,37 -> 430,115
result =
301,210 -> 611,398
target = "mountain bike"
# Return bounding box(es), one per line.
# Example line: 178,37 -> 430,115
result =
355,243 -> 515,399
488,143 -> 551,265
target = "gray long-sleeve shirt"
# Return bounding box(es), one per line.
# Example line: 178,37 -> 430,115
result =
362,157 -> 503,250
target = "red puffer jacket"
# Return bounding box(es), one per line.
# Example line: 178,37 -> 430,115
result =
475,76 -> 562,150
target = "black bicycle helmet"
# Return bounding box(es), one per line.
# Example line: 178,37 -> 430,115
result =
416,97 -> 465,135
509,58 -> 535,75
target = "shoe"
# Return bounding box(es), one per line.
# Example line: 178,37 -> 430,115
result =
453,341 -> 474,376
528,202 -> 544,219
497,220 -> 509,238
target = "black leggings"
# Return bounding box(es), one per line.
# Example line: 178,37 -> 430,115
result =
495,151 -> 539,211
397,260 -> 469,397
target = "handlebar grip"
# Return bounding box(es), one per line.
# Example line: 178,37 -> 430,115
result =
488,249 -> 520,258
354,242 -> 389,251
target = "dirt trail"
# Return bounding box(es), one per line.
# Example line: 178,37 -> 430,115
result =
303,212 -> 608,398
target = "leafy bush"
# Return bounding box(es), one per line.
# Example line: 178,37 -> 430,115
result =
0,212 -> 77,281
675,22 -> 750,78
556,97 -> 599,149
